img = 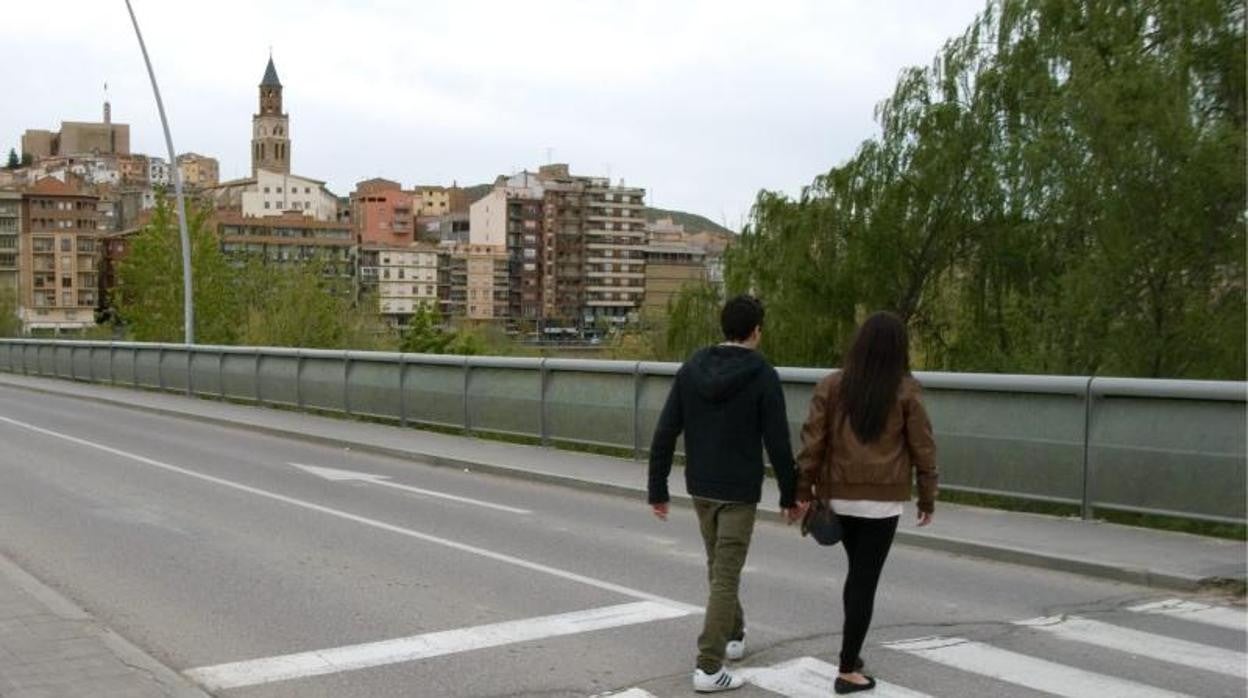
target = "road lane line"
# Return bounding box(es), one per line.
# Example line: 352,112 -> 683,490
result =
597,689 -> 659,697
1128,599 -> 1247,632
289,462 -> 532,515
884,636 -> 1194,697
185,601 -> 690,690
0,415 -> 700,614
739,656 -> 932,698
1015,615 -> 1246,678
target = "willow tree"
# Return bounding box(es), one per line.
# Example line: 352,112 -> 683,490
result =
725,0 -> 1244,378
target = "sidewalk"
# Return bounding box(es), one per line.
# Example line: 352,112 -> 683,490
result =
0,551 -> 209,698
1,372 -> 1243,592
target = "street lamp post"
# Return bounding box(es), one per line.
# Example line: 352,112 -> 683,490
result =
124,0 -> 195,344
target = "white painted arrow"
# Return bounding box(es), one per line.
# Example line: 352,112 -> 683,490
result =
290,463 -> 532,515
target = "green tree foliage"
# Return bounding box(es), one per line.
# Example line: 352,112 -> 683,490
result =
663,282 -> 725,360
5,149 -> 18,170
726,0 -> 1245,378
0,287 -> 20,336
115,191 -> 392,350
240,260 -> 385,349
399,306 -> 492,356
114,192 -> 239,343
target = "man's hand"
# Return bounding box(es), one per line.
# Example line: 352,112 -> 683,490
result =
916,510 -> 933,527
651,502 -> 669,521
782,502 -> 808,525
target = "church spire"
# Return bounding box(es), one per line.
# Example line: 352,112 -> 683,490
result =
261,56 -> 281,87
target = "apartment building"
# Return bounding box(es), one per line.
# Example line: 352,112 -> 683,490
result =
215,211 -> 355,280
0,191 -> 20,294
436,242 -> 508,323
351,179 -> 414,246
360,244 -> 439,326
643,218 -> 707,318
469,174 -> 546,325
19,178 -> 102,333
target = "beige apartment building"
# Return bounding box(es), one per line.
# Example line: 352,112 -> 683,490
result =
371,245 -> 440,325
19,178 -> 102,333
643,237 -> 707,319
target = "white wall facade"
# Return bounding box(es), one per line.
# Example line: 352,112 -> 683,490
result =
240,169 -> 337,221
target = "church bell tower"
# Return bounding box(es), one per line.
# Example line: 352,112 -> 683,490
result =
251,56 -> 290,176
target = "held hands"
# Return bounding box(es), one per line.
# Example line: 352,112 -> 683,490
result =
783,501 -> 809,525
916,510 -> 933,527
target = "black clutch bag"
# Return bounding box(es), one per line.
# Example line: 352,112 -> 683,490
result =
800,500 -> 843,546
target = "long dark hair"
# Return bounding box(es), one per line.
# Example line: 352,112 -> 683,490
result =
838,312 -> 911,443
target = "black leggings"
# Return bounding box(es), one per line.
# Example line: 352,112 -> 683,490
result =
838,514 -> 899,673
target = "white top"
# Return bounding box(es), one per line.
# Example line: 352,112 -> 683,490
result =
831,499 -> 904,519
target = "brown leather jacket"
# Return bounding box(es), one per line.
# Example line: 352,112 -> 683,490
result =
795,372 -> 938,513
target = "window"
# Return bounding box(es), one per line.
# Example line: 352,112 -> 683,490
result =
61,276 -> 73,288
264,187 -> 270,194
426,285 -> 434,296
62,291 -> 72,306
397,269 -> 405,279
264,202 -> 271,209
277,187 -> 283,194
305,187 -> 311,194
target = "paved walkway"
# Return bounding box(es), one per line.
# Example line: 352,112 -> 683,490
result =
0,551 -> 208,698
0,372 -> 1243,592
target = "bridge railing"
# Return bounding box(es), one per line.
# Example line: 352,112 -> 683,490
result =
0,339 -> 1243,525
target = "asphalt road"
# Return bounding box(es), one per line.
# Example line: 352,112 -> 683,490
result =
0,385 -> 1243,697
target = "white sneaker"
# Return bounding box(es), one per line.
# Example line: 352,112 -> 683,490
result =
694,667 -> 744,692
725,638 -> 745,661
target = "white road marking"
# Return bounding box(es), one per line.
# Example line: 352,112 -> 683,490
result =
885,636 -> 1194,698
597,689 -> 658,698
1016,615 -> 1247,678
289,462 -> 532,514
1128,599 -> 1247,632
739,656 -> 932,698
0,415 -> 700,614
186,601 -> 690,691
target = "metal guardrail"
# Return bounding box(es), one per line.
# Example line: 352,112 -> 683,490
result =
0,339 -> 1244,525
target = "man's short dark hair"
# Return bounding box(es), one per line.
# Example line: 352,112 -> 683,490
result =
720,294 -> 764,341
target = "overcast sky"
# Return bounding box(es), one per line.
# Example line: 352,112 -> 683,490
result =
1,0 -> 986,229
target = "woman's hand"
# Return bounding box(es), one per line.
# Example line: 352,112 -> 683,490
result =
916,510 -> 933,527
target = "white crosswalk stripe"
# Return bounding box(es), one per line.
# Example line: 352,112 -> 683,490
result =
739,656 -> 932,698
1015,615 -> 1247,678
1128,598 -> 1248,632
597,600 -> 1246,697
884,636 -> 1195,698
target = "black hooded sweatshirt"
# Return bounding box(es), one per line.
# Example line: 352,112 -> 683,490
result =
648,345 -> 797,508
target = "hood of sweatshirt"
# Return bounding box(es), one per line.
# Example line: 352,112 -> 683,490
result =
686,345 -> 766,403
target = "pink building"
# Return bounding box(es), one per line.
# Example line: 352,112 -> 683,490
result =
350,178 -> 414,245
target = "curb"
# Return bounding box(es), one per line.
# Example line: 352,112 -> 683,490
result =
0,376 -> 1216,592
0,550 -> 212,698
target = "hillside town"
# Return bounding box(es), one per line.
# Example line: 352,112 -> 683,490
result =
0,57 -> 732,340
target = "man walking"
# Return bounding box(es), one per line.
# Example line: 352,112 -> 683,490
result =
648,294 -> 802,693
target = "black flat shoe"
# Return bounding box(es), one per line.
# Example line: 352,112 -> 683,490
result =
834,675 -> 876,694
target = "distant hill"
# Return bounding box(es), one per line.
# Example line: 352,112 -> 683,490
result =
460,183 -> 736,237
643,207 -> 736,236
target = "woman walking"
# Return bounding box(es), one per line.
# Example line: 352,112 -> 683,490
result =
795,312 -> 938,694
